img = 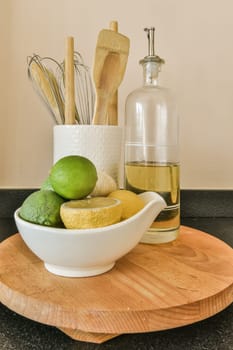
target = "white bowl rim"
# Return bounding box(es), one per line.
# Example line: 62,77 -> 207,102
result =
14,191 -> 166,236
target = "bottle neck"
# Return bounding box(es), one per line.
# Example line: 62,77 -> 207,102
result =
141,61 -> 160,86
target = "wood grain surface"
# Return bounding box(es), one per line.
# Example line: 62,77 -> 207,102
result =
0,226 -> 232,344
107,20 -> 119,126
64,36 -> 75,125
92,29 -> 129,125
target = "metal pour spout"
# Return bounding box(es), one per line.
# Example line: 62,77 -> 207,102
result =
144,27 -> 155,57
140,27 -> 165,65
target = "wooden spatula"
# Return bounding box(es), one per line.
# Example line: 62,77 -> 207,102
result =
107,20 -> 118,125
92,28 -> 130,125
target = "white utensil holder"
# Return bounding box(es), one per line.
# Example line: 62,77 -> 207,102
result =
53,125 -> 123,184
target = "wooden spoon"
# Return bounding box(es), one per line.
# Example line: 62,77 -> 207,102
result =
92,28 -> 130,125
65,36 -> 75,125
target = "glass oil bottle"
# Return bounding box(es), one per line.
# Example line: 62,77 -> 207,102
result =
124,27 -> 180,244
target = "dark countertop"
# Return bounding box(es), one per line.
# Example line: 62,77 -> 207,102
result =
0,216 -> 232,350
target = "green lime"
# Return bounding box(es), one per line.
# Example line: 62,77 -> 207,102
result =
19,190 -> 65,227
50,155 -> 98,200
41,176 -> 54,191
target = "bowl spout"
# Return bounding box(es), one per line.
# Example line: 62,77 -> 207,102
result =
138,191 -> 166,223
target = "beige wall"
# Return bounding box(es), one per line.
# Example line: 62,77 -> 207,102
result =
1,0 -> 233,189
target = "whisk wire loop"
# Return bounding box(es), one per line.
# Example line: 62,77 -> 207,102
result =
27,52 -> 94,125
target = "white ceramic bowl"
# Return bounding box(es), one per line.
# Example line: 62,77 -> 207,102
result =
14,192 -> 166,278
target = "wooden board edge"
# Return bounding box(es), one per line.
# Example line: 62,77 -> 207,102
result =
58,327 -> 119,343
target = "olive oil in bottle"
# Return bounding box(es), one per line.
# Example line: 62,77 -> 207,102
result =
124,28 -> 179,243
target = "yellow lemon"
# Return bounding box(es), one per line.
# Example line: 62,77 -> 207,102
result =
60,197 -> 122,229
108,189 -> 144,220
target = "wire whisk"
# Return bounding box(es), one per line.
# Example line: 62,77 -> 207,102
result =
27,52 -> 95,124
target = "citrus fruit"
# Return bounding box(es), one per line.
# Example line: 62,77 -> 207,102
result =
19,190 -> 65,227
108,189 -> 144,220
60,197 -> 122,229
50,155 -> 98,200
91,171 -> 117,197
41,176 -> 54,191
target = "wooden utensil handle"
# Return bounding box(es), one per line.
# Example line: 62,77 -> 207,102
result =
108,21 -> 118,125
110,20 -> 118,32
65,36 -> 75,125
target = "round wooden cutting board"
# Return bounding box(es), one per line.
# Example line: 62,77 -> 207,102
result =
0,226 -> 232,344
